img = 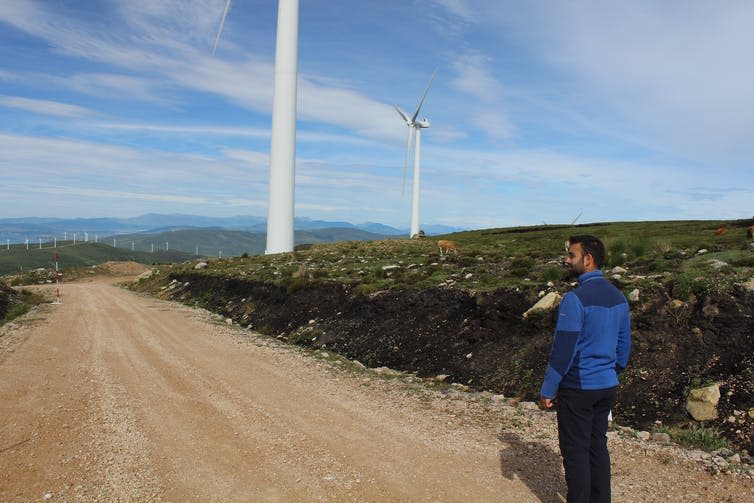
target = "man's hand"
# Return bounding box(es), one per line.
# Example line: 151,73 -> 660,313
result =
539,397 -> 554,410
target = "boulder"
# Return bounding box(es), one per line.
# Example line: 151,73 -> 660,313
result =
135,269 -> 154,281
522,292 -> 562,318
743,277 -> 754,293
686,383 -> 720,421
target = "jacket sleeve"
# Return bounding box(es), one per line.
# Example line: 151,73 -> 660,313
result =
615,303 -> 631,374
540,292 -> 583,398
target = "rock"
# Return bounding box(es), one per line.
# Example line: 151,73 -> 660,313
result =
523,292 -> 562,318
464,273 -> 473,279
702,303 -> 720,317
652,432 -> 671,443
748,407 -> 754,419
637,431 -> 651,441
707,259 -> 729,269
743,277 -> 754,293
381,264 -> 400,271
135,269 -> 154,281
728,454 -> 741,464
628,289 -> 640,302
611,266 -> 627,274
670,299 -> 685,309
194,262 -> 209,270
225,318 -> 233,325
435,374 -> 450,382
696,248 -> 709,255
686,383 -> 721,421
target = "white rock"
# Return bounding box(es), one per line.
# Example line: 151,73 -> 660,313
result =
696,248 -> 709,255
465,353 -> 473,359
464,273 -> 473,279
611,266 -> 627,274
628,289 -> 640,302
686,383 -> 721,421
708,259 -> 729,269
523,292 -> 562,318
194,262 -> 209,270
381,264 -> 400,271
637,431 -> 651,441
226,318 -> 233,325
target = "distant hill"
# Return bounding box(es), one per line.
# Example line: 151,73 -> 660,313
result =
0,214 -> 465,244
0,242 -> 192,276
104,227 -> 398,258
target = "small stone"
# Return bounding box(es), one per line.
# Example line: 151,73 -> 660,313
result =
728,454 -> 741,464
651,432 -> 671,443
465,353 -> 473,359
637,431 -> 651,441
225,318 -> 233,325
628,289 -> 640,302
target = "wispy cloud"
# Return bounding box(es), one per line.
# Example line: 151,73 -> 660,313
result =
0,95 -> 93,117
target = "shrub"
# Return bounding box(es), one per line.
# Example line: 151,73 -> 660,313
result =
540,266 -> 563,283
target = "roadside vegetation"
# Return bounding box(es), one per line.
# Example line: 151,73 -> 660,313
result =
0,280 -> 44,326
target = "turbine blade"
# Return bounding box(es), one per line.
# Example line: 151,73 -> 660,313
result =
402,127 -> 414,195
212,0 -> 233,56
411,68 -> 438,123
394,104 -> 410,124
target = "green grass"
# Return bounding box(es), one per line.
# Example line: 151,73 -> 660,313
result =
653,424 -> 730,451
1,288 -> 44,325
134,218 -> 754,295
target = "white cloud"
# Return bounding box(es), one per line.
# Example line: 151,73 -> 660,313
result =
0,95 -> 93,117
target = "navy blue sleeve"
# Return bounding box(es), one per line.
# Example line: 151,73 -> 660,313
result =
540,292 -> 583,398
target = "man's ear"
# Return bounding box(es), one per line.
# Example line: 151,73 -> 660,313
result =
583,252 -> 595,268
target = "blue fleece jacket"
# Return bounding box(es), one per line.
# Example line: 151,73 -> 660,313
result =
540,270 -> 631,399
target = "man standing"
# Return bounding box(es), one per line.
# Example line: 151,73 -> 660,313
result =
540,235 -> 631,503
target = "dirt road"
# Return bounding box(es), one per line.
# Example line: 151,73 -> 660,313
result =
1,278 -> 752,502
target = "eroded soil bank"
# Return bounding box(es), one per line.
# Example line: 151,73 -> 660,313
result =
138,273 -> 754,453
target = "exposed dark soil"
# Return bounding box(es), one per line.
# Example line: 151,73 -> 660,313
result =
144,273 -> 754,453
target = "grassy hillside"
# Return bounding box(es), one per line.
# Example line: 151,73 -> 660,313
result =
147,218 -> 754,294
0,241 -> 192,276
105,227 -> 395,258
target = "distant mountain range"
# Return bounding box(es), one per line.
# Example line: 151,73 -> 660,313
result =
0,213 -> 465,246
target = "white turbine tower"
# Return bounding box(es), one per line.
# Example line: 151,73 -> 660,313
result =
394,70 -> 436,239
213,0 -> 299,254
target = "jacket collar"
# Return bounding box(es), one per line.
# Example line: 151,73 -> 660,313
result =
578,270 -> 604,284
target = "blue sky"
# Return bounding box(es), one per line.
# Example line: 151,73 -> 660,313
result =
1,0 -> 753,231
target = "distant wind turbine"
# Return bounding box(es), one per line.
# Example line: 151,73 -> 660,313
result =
394,70 -> 436,239
213,0 -> 299,254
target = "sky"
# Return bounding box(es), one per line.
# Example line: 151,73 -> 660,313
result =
1,0 -> 753,231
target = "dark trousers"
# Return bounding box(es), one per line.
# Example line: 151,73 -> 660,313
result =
556,386 -> 617,503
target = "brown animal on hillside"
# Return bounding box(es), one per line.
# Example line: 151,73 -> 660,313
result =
747,226 -> 754,240
437,240 -> 458,255
715,226 -> 727,236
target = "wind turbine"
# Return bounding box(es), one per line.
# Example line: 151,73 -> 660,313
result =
394,70 -> 436,239
213,0 -> 299,254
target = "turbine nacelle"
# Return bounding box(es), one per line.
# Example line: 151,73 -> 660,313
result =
416,118 -> 430,128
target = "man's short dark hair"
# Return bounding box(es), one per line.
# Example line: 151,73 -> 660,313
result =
569,235 -> 605,268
